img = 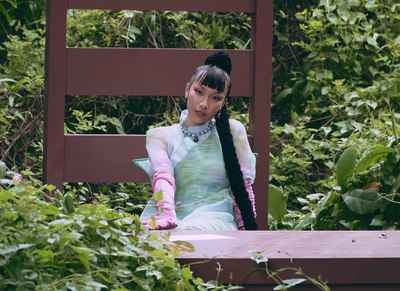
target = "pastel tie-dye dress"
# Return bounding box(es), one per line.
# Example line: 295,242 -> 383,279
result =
134,110 -> 256,230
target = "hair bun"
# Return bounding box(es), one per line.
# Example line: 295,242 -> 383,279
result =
204,51 -> 232,75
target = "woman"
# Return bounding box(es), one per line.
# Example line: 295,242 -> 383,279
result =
134,52 -> 257,230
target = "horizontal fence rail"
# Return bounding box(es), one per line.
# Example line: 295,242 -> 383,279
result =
64,134 -> 254,183
67,0 -> 256,13
64,134 -> 148,182
66,49 -> 255,96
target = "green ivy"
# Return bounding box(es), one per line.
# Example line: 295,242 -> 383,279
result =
0,170 -> 241,290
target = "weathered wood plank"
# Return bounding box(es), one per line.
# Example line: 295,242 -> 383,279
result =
67,0 -> 255,13
64,134 -> 148,182
65,48 -> 254,97
63,134 -> 254,183
171,230 -> 400,290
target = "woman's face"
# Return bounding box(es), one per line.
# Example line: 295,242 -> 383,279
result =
184,80 -> 227,128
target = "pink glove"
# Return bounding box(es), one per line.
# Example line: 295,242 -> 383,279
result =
232,178 -> 257,230
143,170 -> 178,230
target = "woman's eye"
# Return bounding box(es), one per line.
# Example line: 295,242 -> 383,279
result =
196,89 -> 203,95
212,96 -> 221,101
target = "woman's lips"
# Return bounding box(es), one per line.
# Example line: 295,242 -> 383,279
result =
195,110 -> 206,118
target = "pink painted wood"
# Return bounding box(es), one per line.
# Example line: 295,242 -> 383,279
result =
172,230 -> 400,290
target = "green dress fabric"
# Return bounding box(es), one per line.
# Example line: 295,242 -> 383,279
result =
134,110 -> 256,230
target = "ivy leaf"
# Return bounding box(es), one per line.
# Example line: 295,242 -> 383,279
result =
181,266 -> 193,280
0,190 -> 13,201
370,214 -> 385,226
0,243 -> 33,255
117,268 -> 132,278
70,246 -> 99,255
149,216 -> 157,229
87,281 -> 107,289
154,190 -> 163,202
327,12 -> 338,24
96,228 -> 111,240
146,270 -> 163,280
48,219 -> 73,230
249,250 -> 268,264
274,278 -> 307,290
274,88 -> 293,105
32,249 -> 56,264
171,240 -> 196,253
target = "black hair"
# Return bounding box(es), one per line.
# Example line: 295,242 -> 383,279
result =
189,65 -> 231,97
190,52 -> 258,230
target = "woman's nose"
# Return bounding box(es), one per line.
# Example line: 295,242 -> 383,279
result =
199,98 -> 209,109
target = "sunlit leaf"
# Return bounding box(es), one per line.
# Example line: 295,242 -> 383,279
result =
0,243 -> 33,255
172,240 -> 196,253
269,184 -> 286,223
356,147 -> 395,174
0,190 -> 13,201
154,190 -> 163,202
49,219 -> 73,228
249,250 -> 268,264
274,278 -> 307,290
336,147 -> 357,190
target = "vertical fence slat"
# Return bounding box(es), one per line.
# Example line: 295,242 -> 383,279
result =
43,0 -> 68,191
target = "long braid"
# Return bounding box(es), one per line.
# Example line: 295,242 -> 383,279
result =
216,105 -> 258,230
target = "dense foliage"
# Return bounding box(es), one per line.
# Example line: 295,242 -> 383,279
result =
0,170 -> 245,290
269,0 -> 400,231
2,0 -> 399,289
0,0 -> 399,241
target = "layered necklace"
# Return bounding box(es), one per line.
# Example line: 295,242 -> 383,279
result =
181,120 -> 213,142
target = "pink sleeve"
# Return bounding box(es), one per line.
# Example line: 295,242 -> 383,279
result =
146,128 -> 174,178
231,178 -> 257,230
230,120 -> 256,182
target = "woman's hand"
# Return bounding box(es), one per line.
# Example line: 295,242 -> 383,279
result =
143,206 -> 178,230
145,170 -> 178,230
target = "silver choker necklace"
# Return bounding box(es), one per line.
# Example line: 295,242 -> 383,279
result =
181,121 -> 212,142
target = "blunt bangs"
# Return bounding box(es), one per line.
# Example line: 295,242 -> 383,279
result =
189,65 -> 231,96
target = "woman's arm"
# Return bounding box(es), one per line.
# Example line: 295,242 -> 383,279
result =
229,119 -> 256,182
229,120 -> 257,229
143,128 -> 177,229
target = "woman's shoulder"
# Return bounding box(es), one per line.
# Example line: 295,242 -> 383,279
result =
227,119 -> 248,140
228,118 -> 246,132
147,124 -> 180,139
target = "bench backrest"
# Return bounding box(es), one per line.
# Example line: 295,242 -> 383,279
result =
44,0 -> 273,229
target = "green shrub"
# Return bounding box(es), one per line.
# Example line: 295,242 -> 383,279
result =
0,170 -> 238,290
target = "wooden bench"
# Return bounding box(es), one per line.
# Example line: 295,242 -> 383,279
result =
44,0 -> 400,289
172,230 -> 400,290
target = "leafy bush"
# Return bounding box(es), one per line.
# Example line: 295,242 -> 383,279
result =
268,0 -> 400,230
2,0 -> 400,232
0,25 -> 45,173
273,0 -> 400,124
0,0 -> 46,64
0,78 -> 43,173
0,169 -> 238,290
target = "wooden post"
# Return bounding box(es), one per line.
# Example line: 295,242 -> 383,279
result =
43,0 -> 68,191
250,0 -> 274,229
